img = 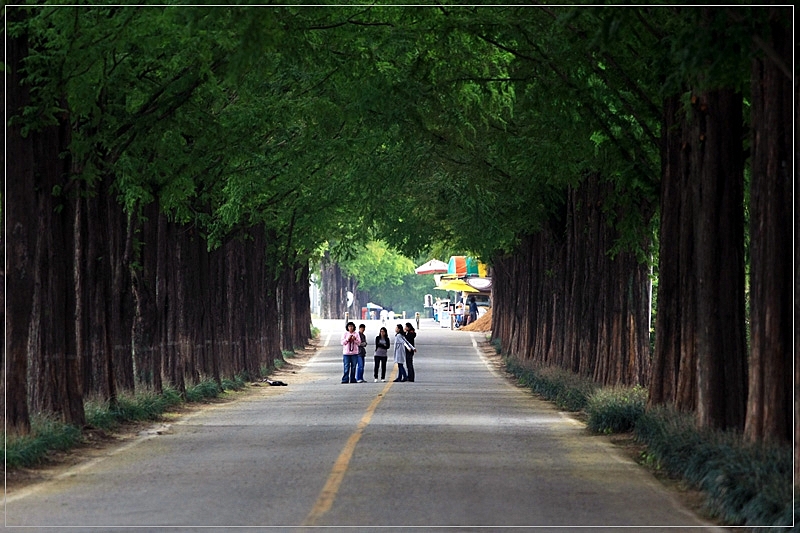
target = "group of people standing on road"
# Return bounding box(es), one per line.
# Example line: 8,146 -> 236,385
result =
341,321 -> 417,384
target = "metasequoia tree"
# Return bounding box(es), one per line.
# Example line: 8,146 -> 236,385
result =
744,6 -> 793,443
5,12 -> 37,433
4,6 -> 343,427
4,6 -> 793,462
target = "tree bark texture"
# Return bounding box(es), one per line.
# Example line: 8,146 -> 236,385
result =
744,7 -> 793,443
5,24 -> 35,433
21,97 -> 85,426
491,174 -> 651,387
650,89 -> 750,432
278,260 -> 313,351
6,162 -> 311,427
320,250 -> 353,319
691,89 -> 747,432
649,95 -> 692,409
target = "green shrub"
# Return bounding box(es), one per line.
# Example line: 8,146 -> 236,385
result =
4,415 -> 82,468
84,399 -> 120,431
310,325 -> 320,339
503,357 -> 596,411
185,379 -> 222,402
111,391 -> 172,422
6,379 -> 231,472
586,385 -> 648,433
221,373 -> 247,391
85,387 -> 183,430
633,406 -> 792,528
161,386 -> 183,407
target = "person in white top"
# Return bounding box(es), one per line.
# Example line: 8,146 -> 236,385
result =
392,324 -> 414,382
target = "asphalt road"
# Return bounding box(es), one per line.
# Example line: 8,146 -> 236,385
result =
3,318 -> 727,532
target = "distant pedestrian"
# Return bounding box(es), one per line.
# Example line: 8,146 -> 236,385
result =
454,301 -> 465,328
341,322 -> 360,384
374,327 -> 391,382
468,295 -> 479,325
404,322 -> 417,382
356,323 -> 368,383
392,324 -> 412,382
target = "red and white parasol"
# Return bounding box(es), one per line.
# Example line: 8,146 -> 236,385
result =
414,259 -> 449,275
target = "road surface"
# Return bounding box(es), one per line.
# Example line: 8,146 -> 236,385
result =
4,318 -> 726,532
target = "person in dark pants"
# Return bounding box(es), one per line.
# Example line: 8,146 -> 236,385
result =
468,295 -> 479,325
404,322 -> 417,382
392,324 -> 411,382
356,323 -> 368,383
340,321 -> 359,384
374,327 -> 390,382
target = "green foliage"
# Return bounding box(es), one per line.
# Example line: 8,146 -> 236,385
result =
504,357 -> 596,412
502,356 -> 793,528
8,378 -> 248,470
9,5 -> 767,269
585,385 -> 648,434
221,374 -> 247,392
108,389 -> 182,423
338,241 -> 414,292
634,406 -> 793,528
185,379 -> 223,402
3,415 -> 82,469
491,338 -> 503,354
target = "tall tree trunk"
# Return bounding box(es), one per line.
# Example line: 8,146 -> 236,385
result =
294,262 -> 313,347
651,94 -> 699,413
675,110 -> 699,413
108,192 -> 135,393
131,201 -> 162,393
650,95 -> 683,407
744,7 -> 792,443
5,22 -> 34,433
82,185 -> 117,403
278,264 -> 295,352
692,89 -> 747,431
26,112 -> 84,425
492,176 -> 651,388
795,145 -> 800,486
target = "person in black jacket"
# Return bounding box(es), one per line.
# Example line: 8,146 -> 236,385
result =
356,323 -> 368,383
373,327 -> 391,382
468,295 -> 479,325
404,322 -> 417,382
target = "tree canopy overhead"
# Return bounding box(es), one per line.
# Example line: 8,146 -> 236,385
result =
5,5 -> 793,458
6,4 -> 770,262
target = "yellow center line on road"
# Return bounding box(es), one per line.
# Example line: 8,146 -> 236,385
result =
302,366 -> 398,527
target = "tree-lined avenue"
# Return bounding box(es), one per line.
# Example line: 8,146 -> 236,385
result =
4,320 -> 725,531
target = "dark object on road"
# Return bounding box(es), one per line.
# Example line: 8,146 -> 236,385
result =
260,378 -> 287,386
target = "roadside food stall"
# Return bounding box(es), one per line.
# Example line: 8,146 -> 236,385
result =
420,256 -> 492,328
434,277 -> 479,328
